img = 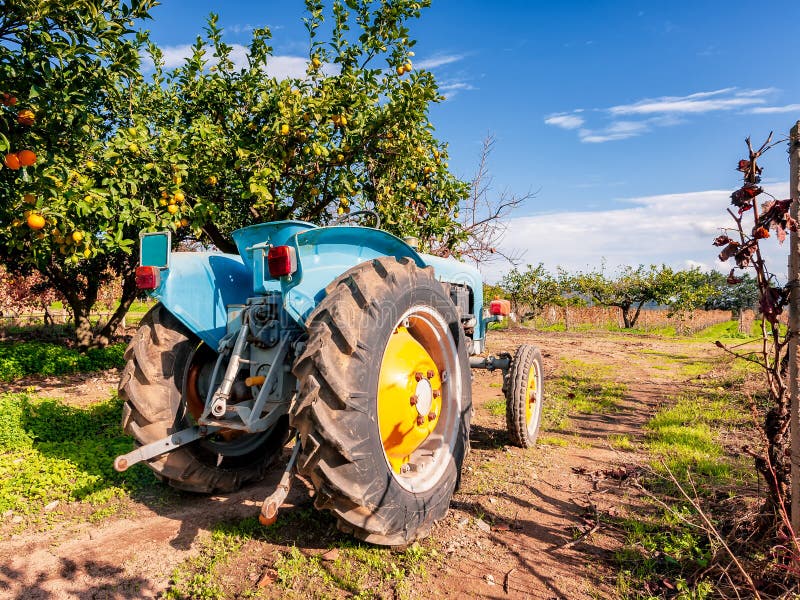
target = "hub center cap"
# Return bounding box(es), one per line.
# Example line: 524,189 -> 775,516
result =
414,378 -> 433,416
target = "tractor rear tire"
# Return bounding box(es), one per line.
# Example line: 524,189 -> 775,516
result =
119,304 -> 288,493
291,257 -> 472,546
504,344 -> 544,448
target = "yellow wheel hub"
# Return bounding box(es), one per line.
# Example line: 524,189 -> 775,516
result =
526,366 -> 538,427
378,326 -> 442,474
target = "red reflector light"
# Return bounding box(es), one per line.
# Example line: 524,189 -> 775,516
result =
267,245 -> 297,278
135,266 -> 161,290
489,299 -> 510,316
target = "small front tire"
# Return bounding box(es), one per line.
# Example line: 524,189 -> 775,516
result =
504,344 -> 544,448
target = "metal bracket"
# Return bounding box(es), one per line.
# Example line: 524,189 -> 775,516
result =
113,425 -> 220,472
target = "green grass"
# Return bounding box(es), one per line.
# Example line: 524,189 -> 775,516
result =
484,397 -> 506,417
0,392 -> 156,516
645,391 -> 746,481
614,510 -> 714,599
0,341 -> 125,381
542,359 -> 626,432
608,433 -> 634,451
538,435 -> 568,447
165,514 -> 435,600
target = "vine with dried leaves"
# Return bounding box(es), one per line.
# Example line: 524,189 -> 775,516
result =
714,132 -> 795,522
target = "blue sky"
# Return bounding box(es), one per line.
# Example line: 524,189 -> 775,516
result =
143,1 -> 800,275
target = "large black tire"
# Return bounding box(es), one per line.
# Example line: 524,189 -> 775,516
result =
291,257 -> 472,546
119,304 -> 289,493
504,344 -> 544,448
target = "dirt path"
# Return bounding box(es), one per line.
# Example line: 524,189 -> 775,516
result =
0,329 -> 723,599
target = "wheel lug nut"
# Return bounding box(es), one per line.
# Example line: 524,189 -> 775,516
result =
415,372 -> 424,381
432,390 -> 441,398
416,415 -> 425,426
427,370 -> 434,379
428,411 -> 436,421
410,395 -> 418,406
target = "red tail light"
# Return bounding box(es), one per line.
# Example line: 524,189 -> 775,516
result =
136,266 -> 161,290
267,245 -> 297,278
489,299 -> 510,316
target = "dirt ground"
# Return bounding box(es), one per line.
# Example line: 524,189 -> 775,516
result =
0,328 -> 729,599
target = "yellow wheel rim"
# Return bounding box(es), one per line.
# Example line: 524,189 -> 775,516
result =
377,325 -> 442,474
525,361 -> 541,434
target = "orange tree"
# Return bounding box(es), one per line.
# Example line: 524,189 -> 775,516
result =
144,2 -> 468,252
1,0 -> 469,347
0,0 -> 172,347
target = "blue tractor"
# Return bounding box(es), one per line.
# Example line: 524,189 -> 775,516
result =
114,214 -> 544,546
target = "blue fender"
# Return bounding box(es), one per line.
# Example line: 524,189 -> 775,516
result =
150,252 -> 251,349
280,226 -> 426,324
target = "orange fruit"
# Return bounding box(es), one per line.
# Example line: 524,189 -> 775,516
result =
167,204 -> 179,214
280,124 -> 290,135
311,56 -> 321,69
396,65 -> 405,76
205,175 -> 218,185
17,149 -> 36,167
180,218 -> 190,227
26,213 -> 45,230
71,231 -> 84,243
17,109 -> 35,126
1,93 -> 17,106
4,154 -> 20,170
173,191 -> 185,203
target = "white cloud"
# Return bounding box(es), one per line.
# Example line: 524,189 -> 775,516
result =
609,88 -> 769,116
750,104 -> 800,114
545,88 -> 779,144
266,55 -> 312,79
416,54 -> 465,70
489,182 -> 791,280
544,112 -> 585,130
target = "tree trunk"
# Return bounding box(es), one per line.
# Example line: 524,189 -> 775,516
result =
93,270 -> 138,346
629,301 -> 645,328
72,303 -> 95,349
621,303 -> 632,328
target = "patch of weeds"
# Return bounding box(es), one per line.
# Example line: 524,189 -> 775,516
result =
484,397 -> 505,416
542,359 -> 625,431
608,433 -> 634,451
692,320 -> 749,341
271,539 -> 435,599
644,392 -> 744,483
613,510 -> 714,599
538,435 -> 568,447
0,392 -> 157,516
0,341 -> 125,381
165,518 -> 262,600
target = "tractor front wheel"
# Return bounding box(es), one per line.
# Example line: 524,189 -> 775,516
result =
291,257 -> 472,546
119,305 -> 288,493
504,344 -> 544,448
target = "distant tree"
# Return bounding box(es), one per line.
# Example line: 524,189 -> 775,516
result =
568,264 -> 678,329
499,263 -> 562,319
703,270 -> 758,317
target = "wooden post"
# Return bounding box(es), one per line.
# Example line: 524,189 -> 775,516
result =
789,121 -> 800,534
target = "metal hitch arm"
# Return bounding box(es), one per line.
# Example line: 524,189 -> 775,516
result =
113,425 -> 220,472
469,353 -> 511,372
